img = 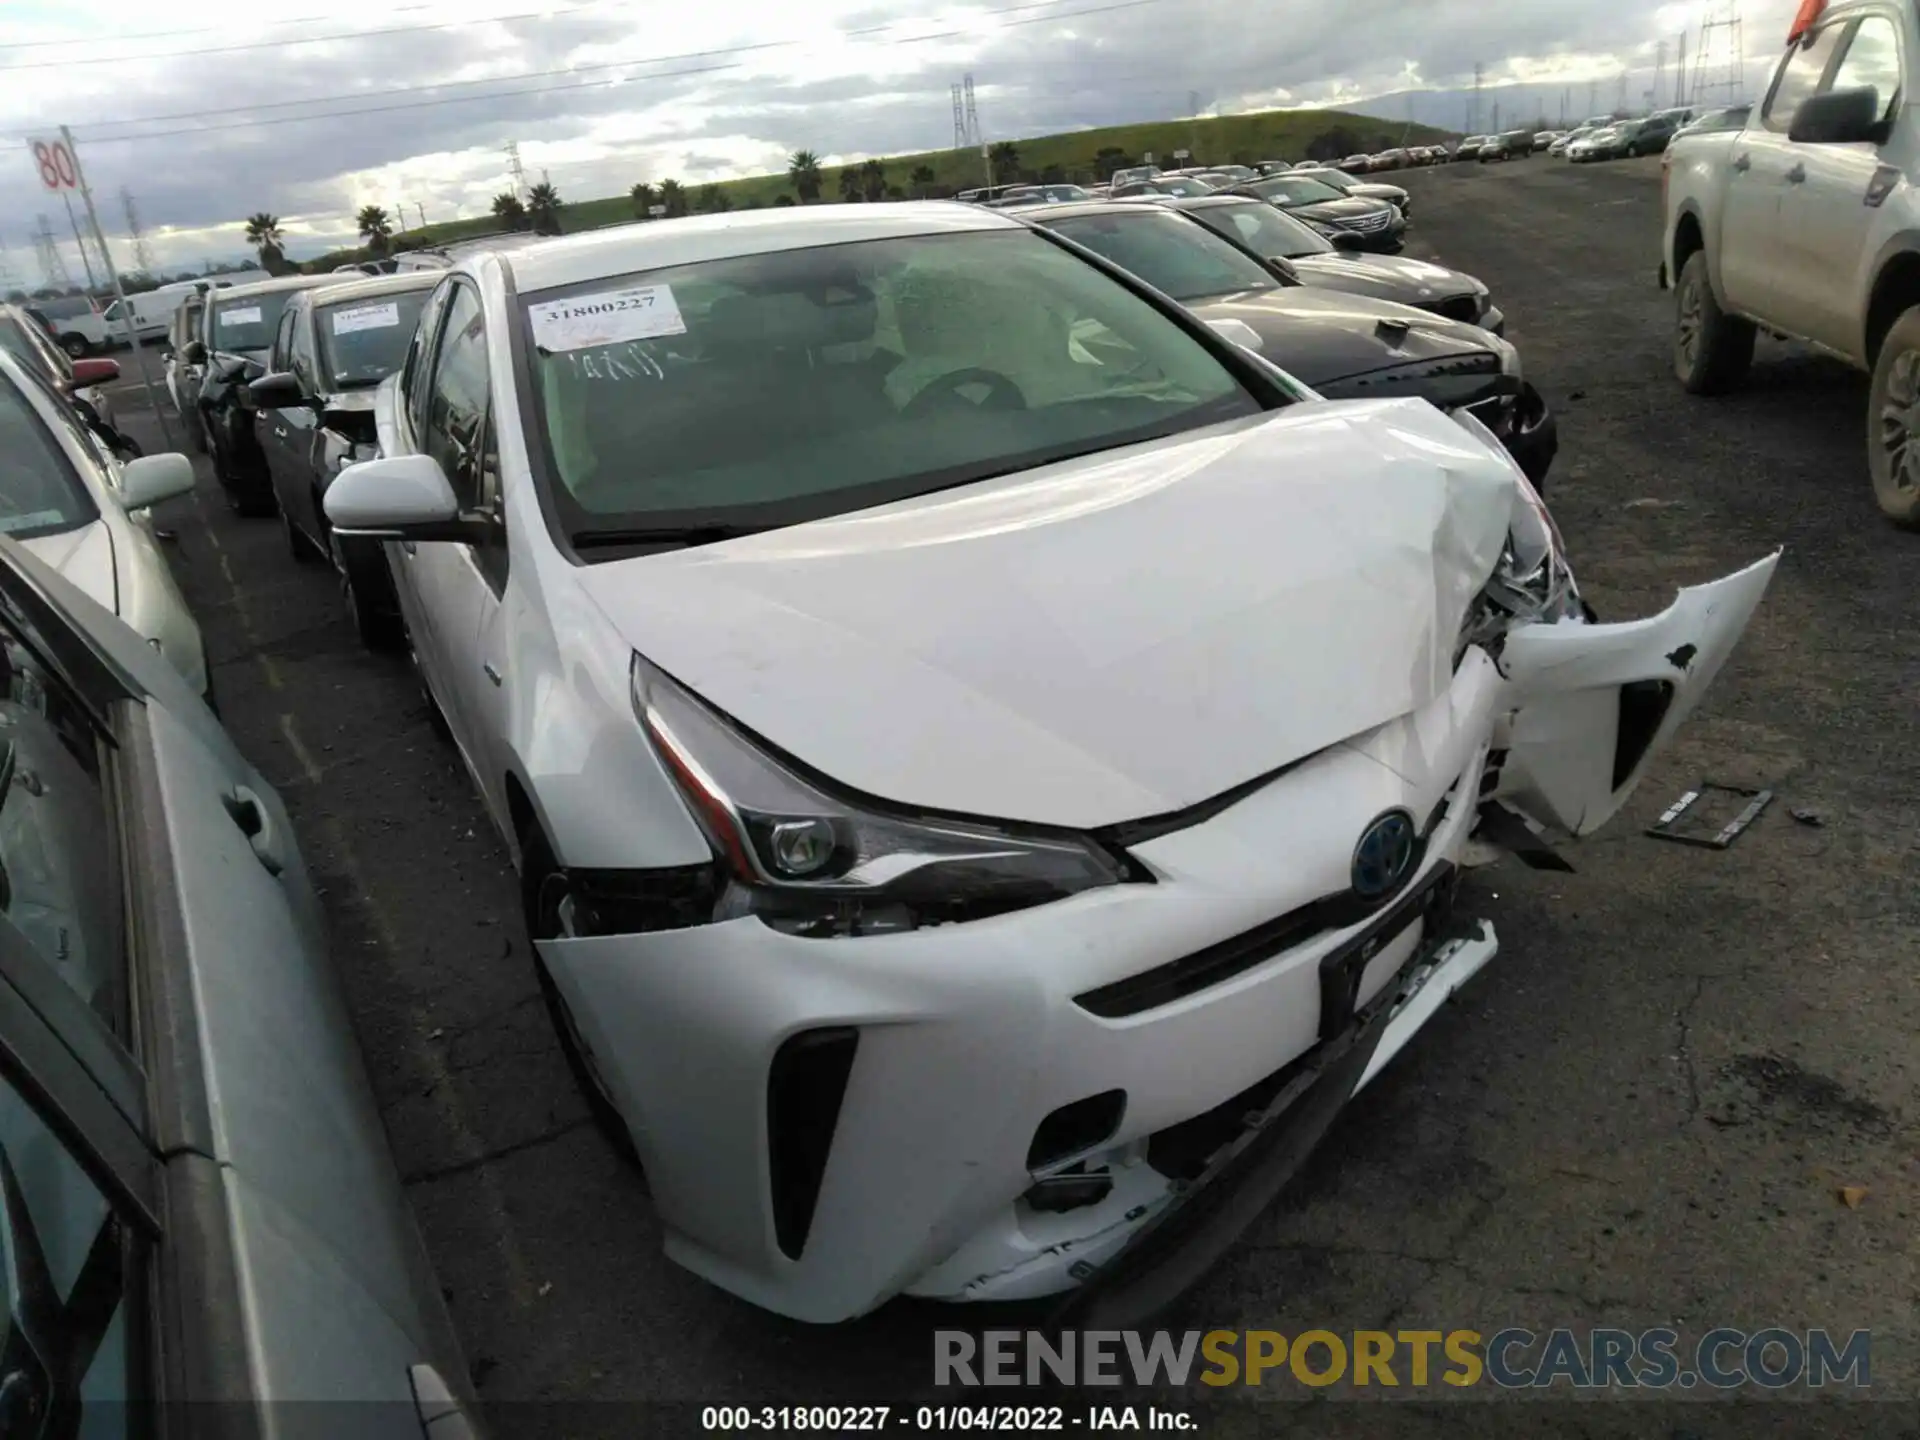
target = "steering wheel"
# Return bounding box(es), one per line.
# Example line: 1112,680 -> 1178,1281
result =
901,367 -> 1027,418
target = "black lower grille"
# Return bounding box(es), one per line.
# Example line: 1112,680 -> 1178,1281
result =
767,1028 -> 859,1259
1420,295 -> 1481,325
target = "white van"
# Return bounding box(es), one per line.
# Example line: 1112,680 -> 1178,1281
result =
102,287 -> 195,344
30,294 -> 111,357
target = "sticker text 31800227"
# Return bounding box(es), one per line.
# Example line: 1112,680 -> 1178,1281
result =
529,283 -> 687,352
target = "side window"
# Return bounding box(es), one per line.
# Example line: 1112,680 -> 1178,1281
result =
472,409 -> 508,594
268,307 -> 296,374
404,281 -> 454,446
289,307 -> 318,394
1763,24 -> 1848,133
1831,15 -> 1904,121
0,1066 -> 137,1430
422,285 -> 489,514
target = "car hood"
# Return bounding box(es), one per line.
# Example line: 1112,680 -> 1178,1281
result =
1285,196 -> 1391,223
19,522 -> 116,615
1350,183 -> 1409,203
571,399 -> 1520,830
1185,288 -> 1495,386
1290,252 -> 1477,303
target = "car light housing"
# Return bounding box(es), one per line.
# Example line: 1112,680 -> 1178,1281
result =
1449,409 -> 1581,663
631,654 -> 1130,935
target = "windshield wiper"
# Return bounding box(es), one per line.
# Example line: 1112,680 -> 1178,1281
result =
571,523 -> 769,551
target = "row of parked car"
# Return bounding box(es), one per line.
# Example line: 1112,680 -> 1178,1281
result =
0,171 -> 1777,1420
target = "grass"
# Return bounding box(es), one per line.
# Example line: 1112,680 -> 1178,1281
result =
304,105 -> 1456,269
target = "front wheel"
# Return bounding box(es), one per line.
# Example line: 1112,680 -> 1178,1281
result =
1866,308 -> 1920,527
60,334 -> 88,359
1673,251 -> 1755,395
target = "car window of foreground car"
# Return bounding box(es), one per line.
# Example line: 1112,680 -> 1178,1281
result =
1041,209 -> 1281,304
317,290 -> 433,388
522,228 -> 1269,542
0,370 -> 101,542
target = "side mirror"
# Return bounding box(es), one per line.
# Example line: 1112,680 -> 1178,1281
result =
118,453 -> 196,512
324,454 -> 485,543
1789,85 -> 1886,144
69,357 -> 120,386
1330,230 -> 1365,252
182,340 -> 207,365
249,371 -> 309,410
1266,255 -> 1301,283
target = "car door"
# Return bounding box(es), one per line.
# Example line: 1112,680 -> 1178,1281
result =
1719,22 -> 1849,320
385,280 -> 456,662
257,305 -> 303,519
282,302 -> 327,544
1787,8 -> 1909,357
408,281 -> 500,787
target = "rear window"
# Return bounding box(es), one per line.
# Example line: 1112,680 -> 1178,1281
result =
1245,175 -> 1347,206
35,297 -> 96,322
0,373 -> 98,541
212,290 -> 302,352
1043,211 -> 1279,302
522,228 -> 1264,539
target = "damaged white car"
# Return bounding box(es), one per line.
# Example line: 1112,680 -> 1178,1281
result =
323,205 -> 1777,1325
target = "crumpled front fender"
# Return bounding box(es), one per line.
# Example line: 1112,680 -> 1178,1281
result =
1494,551 -> 1780,837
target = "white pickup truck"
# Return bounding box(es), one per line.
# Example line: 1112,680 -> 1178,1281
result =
1661,0 -> 1920,526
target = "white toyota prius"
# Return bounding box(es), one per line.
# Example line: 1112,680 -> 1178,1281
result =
325,204 -> 1777,1325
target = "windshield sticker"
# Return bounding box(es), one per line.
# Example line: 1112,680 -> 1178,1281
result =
529,284 -> 687,353
332,301 -> 402,335
219,306 -> 263,327
0,510 -> 68,534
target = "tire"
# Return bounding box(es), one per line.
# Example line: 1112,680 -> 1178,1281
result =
283,504 -> 321,563
60,333 -> 88,360
521,830 -> 642,1167
329,527 -> 405,651
1866,307 -> 1920,527
1673,251 -> 1755,395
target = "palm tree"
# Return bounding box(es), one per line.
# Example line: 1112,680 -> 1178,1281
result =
909,163 -> 937,198
860,158 -> 887,202
526,182 -> 563,235
630,181 -> 657,219
695,184 -> 731,213
244,212 -> 285,271
356,205 -> 394,257
838,167 -> 863,203
658,179 -> 688,218
788,149 -> 823,203
490,192 -> 527,230
989,141 -> 1020,179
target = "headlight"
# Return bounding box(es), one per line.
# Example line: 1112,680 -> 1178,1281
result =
1448,412 -> 1580,664
1486,333 -> 1522,378
632,655 -> 1128,935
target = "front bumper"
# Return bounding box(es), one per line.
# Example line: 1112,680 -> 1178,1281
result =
539,650 -> 1510,1323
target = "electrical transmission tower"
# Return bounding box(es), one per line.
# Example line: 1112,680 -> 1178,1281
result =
33,215 -> 71,291
504,141 -> 528,199
1587,79 -> 1599,117
951,83 -> 967,149
120,187 -> 153,273
1650,40 -> 1667,111
963,73 -> 981,149
1616,70 -> 1630,113
1676,33 -> 1689,105
1691,2 -> 1746,107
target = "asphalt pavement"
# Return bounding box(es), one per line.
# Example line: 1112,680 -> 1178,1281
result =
107,157 -> 1919,1433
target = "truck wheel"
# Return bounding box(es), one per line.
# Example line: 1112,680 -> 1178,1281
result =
1866,308 -> 1920,527
1673,251 -> 1754,395
60,333 -> 88,359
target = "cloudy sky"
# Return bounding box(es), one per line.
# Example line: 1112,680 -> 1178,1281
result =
1,0 -> 1798,281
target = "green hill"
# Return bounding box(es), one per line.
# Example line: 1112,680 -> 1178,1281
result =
304,106 -> 1452,269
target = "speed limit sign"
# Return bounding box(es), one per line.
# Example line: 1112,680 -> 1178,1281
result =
29,136 -> 79,191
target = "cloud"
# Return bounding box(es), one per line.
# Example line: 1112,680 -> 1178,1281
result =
0,0 -> 1799,282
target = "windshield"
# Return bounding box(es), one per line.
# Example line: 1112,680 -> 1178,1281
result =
1043,210 -> 1278,302
1245,174 -> 1347,207
1301,169 -> 1356,193
1153,177 -> 1216,196
0,315 -> 70,384
523,229 -> 1264,539
0,375 -> 98,542
316,290 -> 431,388
212,291 -> 299,353
1191,200 -> 1331,260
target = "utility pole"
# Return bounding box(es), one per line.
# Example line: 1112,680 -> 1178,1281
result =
1677,33 -> 1688,105
1652,39 -> 1667,113
1189,89 -> 1202,162
1616,69 -> 1630,114
963,73 -> 984,183
1491,100 -> 1501,134
120,187 -> 154,274
60,192 -> 99,291
504,141 -> 528,200
33,216 -> 71,291
61,126 -> 171,444
1472,62 -> 1485,134
1587,79 -> 1599,117
416,202 -> 427,228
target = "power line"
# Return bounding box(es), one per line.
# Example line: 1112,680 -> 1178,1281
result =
58,0 -> 1170,145
0,2 -> 440,49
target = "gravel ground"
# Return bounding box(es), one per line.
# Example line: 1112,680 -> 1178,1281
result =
106,153 -> 1918,1435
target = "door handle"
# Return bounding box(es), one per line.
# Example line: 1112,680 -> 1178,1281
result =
273,427 -> 288,439
223,785 -> 284,876
1733,153 -> 1751,172
483,662 -> 503,687
1786,163 -> 1807,183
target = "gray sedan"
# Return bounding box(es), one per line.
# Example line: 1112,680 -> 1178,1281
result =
0,537 -> 479,1431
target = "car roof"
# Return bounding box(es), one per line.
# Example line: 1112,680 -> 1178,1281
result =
206,273 -> 339,301
1013,199 -> 1194,224
300,271 -> 444,309
1150,193 -> 1259,212
495,203 -> 1020,293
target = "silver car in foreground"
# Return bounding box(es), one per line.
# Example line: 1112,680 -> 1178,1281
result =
0,539 -> 478,1432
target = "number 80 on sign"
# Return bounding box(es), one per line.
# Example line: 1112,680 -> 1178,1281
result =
29,137 -> 79,192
